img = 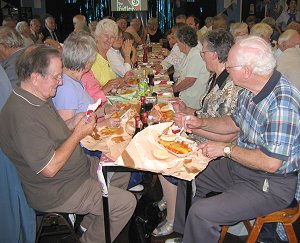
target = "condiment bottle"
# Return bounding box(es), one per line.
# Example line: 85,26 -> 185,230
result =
133,115 -> 141,137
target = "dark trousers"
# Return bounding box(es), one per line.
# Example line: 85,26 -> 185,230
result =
173,158 -> 297,243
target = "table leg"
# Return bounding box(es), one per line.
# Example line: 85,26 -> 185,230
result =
102,166 -> 111,243
185,180 -> 192,220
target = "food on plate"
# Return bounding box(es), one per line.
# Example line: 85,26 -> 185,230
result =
117,89 -> 135,95
160,105 -> 171,112
127,78 -> 138,86
111,105 -> 131,118
111,136 -> 126,143
153,148 -> 170,160
160,134 -> 176,142
99,127 -> 123,136
159,138 -> 192,155
150,103 -> 174,122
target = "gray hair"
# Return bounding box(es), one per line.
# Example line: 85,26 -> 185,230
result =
175,25 -> 198,47
278,29 -> 299,45
0,26 -> 24,48
203,29 -> 234,63
62,32 -> 97,71
230,22 -> 248,37
235,36 -> 276,76
250,23 -> 273,40
94,19 -> 118,39
16,21 -> 29,35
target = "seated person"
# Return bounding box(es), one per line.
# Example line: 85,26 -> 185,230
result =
0,44 -> 136,243
153,29 -> 240,237
155,23 -> 187,82
125,18 -> 143,45
107,28 -> 136,78
172,26 -> 210,109
169,36 -> 300,243
143,17 -> 164,43
52,32 -> 120,126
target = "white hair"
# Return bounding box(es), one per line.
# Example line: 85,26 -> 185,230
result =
94,19 -> 118,39
278,29 -> 299,45
235,36 -> 276,76
16,21 -> 29,35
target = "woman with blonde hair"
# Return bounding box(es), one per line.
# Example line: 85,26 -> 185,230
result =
84,19 -> 124,94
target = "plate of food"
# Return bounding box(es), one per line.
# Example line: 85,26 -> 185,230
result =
127,78 -> 139,88
157,134 -> 198,157
91,126 -> 124,139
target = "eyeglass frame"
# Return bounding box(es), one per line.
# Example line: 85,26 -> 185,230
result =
44,73 -> 63,82
224,63 -> 244,70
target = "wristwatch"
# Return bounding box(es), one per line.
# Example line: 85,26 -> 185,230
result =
224,144 -> 235,158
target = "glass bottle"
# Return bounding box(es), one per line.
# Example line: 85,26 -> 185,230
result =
133,115 -> 141,137
142,45 -> 148,64
142,112 -> 148,129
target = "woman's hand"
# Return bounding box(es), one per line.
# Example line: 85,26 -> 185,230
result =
198,141 -> 227,159
122,39 -> 133,57
161,48 -> 170,57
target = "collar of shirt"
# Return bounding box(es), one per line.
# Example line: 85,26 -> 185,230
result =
252,70 -> 281,104
13,85 -> 49,107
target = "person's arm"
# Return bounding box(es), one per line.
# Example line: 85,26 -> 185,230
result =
172,77 -> 197,93
41,113 -> 96,177
199,141 -> 282,173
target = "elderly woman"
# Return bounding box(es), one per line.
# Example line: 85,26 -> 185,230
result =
88,19 -> 124,93
154,29 -> 242,238
172,25 -> 210,109
250,22 -> 273,43
144,17 -> 163,43
52,32 -> 119,128
15,21 -> 34,47
107,28 -> 136,77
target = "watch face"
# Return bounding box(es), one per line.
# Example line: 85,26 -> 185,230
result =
224,147 -> 230,153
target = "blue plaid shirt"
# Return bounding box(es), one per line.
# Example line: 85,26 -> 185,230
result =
231,71 -> 300,174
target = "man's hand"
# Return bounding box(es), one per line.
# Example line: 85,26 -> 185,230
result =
198,141 -> 227,159
73,112 -> 97,139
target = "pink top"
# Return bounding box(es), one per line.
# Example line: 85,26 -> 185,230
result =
82,71 -> 107,105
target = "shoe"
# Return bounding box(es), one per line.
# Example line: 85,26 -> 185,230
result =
128,184 -> 144,192
156,199 -> 167,211
152,219 -> 174,237
165,237 -> 183,243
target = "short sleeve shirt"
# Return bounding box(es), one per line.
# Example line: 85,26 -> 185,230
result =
178,46 -> 210,109
52,74 -> 94,113
91,53 -> 117,86
0,86 -> 92,210
231,71 -> 300,174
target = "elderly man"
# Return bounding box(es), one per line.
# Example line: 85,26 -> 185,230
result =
0,45 -> 136,243
125,18 -> 143,45
168,36 -> 300,243
275,29 -> 300,57
29,18 -> 43,43
0,26 -> 24,87
73,14 -> 89,33
41,16 -> 61,42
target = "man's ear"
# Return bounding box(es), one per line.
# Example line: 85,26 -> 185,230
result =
30,72 -> 41,86
243,65 -> 253,79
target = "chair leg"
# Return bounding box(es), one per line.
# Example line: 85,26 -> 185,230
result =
283,223 -> 298,243
246,220 -> 262,243
219,225 -> 229,243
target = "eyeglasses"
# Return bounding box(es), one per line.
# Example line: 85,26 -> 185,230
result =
45,74 -> 63,82
200,50 -> 213,57
225,63 -> 244,70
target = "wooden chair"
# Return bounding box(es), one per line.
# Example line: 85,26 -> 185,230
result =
219,201 -> 300,243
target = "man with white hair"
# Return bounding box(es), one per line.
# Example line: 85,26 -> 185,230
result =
125,18 -> 143,45
41,16 -> 61,42
168,36 -> 300,243
275,29 -> 300,57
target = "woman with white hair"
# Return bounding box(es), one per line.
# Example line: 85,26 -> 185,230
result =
52,32 -> 119,128
84,19 -> 124,93
250,22 -> 273,42
15,21 -> 34,47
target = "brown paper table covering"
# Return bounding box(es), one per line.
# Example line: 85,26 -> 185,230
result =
80,109 -> 136,161
115,122 -> 212,181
